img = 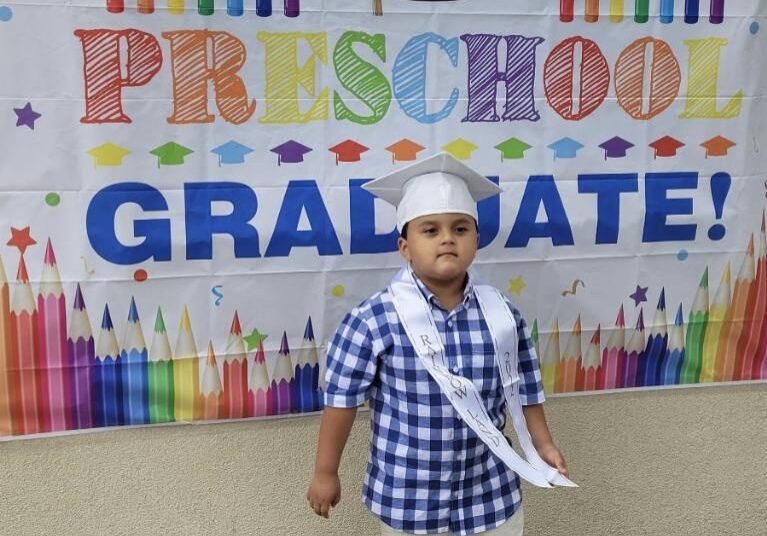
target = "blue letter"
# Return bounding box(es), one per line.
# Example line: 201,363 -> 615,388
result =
349,179 -> 398,254
478,176 -> 500,249
265,180 -> 343,257
578,173 -> 639,244
87,182 -> 171,265
642,172 -> 698,243
506,175 -> 574,247
392,32 -> 459,124
184,182 -> 260,260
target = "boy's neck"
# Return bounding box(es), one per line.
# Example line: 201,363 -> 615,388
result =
414,269 -> 469,311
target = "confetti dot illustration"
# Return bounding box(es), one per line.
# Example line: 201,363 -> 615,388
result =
45,192 -> 60,206
331,285 -> 345,298
677,249 -> 689,261
0,6 -> 12,22
750,21 -> 760,35
134,269 -> 148,282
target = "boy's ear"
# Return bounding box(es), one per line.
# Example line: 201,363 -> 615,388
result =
397,237 -> 410,261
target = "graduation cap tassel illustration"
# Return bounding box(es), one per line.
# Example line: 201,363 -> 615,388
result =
373,0 -> 383,16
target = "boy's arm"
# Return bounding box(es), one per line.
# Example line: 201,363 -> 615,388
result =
522,403 -> 569,477
307,406 -> 358,518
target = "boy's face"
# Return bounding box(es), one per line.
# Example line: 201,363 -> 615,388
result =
398,213 -> 479,287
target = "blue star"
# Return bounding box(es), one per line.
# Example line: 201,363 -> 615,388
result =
14,102 -> 41,130
629,285 -> 648,307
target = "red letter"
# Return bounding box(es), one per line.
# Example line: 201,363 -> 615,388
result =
74,29 -> 162,124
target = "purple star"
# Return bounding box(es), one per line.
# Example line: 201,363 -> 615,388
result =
629,285 -> 648,307
14,102 -> 41,130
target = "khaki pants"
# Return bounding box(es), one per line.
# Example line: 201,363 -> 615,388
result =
380,506 -> 524,536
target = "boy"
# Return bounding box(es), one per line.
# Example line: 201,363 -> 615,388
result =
307,153 -> 575,535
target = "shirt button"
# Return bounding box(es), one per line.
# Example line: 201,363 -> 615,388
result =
452,365 -> 459,374
447,320 -> 453,328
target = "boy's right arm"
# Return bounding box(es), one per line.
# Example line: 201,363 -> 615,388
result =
306,406 -> 359,518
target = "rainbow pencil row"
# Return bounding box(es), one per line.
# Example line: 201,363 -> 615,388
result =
560,0 -> 726,24
0,242 -> 322,437
537,213 -> 767,394
105,0 -> 301,17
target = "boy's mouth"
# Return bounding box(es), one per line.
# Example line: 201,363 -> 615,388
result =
438,252 -> 458,258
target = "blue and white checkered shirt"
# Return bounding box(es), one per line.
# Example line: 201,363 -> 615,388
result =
324,271 -> 546,535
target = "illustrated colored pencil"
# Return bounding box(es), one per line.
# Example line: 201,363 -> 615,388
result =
247,340 -> 272,417
120,298 -> 149,425
0,256 -> 12,436
585,0 -> 599,22
639,289 -> 668,387
660,0 -> 674,23
715,237 -> 755,381
270,332 -> 294,414
710,0 -> 724,24
148,308 -> 174,424
256,0 -> 272,16
168,0 -> 184,15
227,0 -> 244,16
373,0 -> 383,16
173,306 -> 200,422
294,317 -> 322,413
754,222 -> 767,379
201,342 -> 222,420
579,326 -> 601,391
284,0 -> 299,17
622,310 -> 645,388
198,0 -> 213,15
700,263 -> 731,382
94,305 -> 122,427
609,0 -> 624,22
659,304 -> 685,385
8,256 -> 41,435
67,284 -> 94,430
541,319 -> 560,395
107,0 -> 125,13
531,319 -> 540,360
599,305 -> 626,390
555,316 -> 581,394
137,0 -> 154,13
736,217 -> 767,380
679,269 -> 709,384
684,0 -> 699,23
634,0 -> 649,23
560,0 -> 574,22
221,311 -> 249,419
37,239 -> 69,432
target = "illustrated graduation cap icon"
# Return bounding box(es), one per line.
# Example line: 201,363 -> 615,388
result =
328,139 -> 369,164
150,142 -> 193,167
385,139 -> 425,163
270,140 -> 312,165
649,136 -> 685,158
87,142 -> 131,167
599,136 -> 634,159
441,138 -> 479,161
547,137 -> 584,160
700,136 -> 736,157
210,140 -> 254,166
494,137 -> 532,161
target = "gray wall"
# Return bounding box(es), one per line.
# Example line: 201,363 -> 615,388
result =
1,383 -> 765,536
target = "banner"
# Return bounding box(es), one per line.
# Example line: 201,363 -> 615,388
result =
0,0 -> 764,439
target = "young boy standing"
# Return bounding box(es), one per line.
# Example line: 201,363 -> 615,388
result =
307,153 -> 575,535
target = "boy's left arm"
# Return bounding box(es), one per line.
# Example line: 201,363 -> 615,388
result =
522,404 -> 569,478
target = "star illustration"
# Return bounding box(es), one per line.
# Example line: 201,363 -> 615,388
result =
7,226 -> 36,254
14,102 -> 41,130
507,276 -> 527,296
243,328 -> 268,351
629,285 -> 648,307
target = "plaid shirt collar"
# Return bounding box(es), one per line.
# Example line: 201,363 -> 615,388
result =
410,266 -> 475,311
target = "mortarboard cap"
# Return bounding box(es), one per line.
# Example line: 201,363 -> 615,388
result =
494,137 -> 532,161
87,142 -> 131,166
649,136 -> 684,158
386,139 -> 425,163
441,138 -> 479,161
150,142 -> 193,167
547,137 -> 584,160
362,152 -> 502,230
211,140 -> 254,165
270,140 -> 312,165
328,139 -> 369,164
700,136 -> 735,157
599,136 -> 634,159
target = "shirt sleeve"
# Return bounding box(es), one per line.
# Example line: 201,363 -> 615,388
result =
323,308 -> 378,408
509,304 -> 546,406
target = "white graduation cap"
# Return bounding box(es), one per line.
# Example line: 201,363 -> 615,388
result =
362,152 -> 503,230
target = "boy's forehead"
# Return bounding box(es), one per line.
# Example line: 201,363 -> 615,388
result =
410,213 -> 475,225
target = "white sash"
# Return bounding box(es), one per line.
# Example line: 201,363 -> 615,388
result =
388,267 -> 577,488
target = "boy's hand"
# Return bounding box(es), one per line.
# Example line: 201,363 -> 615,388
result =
306,472 -> 341,518
537,443 -> 569,478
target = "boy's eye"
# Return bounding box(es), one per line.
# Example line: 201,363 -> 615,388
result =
456,226 -> 468,233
